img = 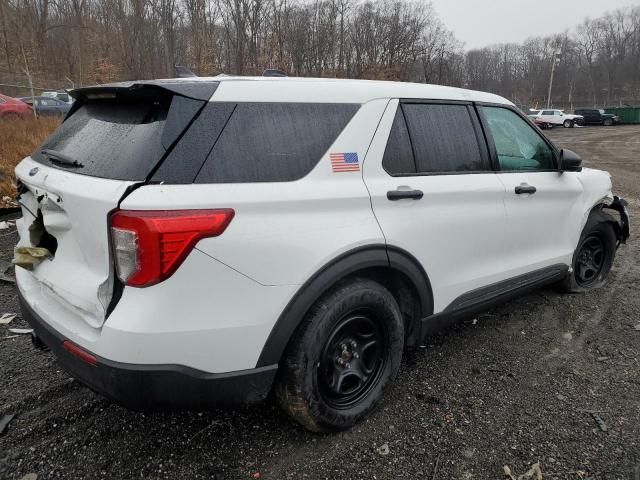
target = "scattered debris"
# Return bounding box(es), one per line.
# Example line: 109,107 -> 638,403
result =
0,313 -> 16,325
2,335 -> 20,340
251,472 -> 261,479
376,443 -> 390,456
431,454 -> 441,480
0,221 -> 12,230
8,328 -> 33,335
633,323 -> 640,331
19,474 -> 38,480
0,259 -> 15,283
12,246 -> 52,271
503,462 -> 542,480
0,413 -> 15,435
0,272 -> 14,283
471,318 -> 478,325
2,196 -> 18,207
591,412 -> 608,432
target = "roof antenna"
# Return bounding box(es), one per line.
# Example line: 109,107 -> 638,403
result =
263,69 -> 287,77
174,65 -> 197,78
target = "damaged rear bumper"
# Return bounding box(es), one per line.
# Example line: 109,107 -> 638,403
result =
18,290 -> 277,410
604,196 -> 630,245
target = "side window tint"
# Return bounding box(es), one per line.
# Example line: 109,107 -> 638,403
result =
196,103 -> 359,183
402,103 -> 489,173
480,106 -> 555,171
382,108 -> 416,175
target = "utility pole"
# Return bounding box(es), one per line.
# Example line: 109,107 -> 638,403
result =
546,50 -> 561,109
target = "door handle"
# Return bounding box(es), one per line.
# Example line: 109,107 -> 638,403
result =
387,189 -> 424,201
515,183 -> 537,195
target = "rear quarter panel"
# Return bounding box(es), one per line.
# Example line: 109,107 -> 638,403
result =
120,99 -> 390,286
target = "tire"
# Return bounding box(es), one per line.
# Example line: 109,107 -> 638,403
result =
603,118 -> 613,126
275,278 -> 404,432
560,210 -> 618,293
563,119 -> 573,128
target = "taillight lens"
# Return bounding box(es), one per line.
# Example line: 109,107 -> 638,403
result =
109,209 -> 235,287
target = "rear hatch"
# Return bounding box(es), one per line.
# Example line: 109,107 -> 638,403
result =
15,80 -> 217,328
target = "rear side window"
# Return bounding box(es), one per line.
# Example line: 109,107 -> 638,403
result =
401,103 -> 489,173
195,103 -> 358,183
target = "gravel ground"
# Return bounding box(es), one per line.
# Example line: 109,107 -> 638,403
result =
1,125 -> 639,480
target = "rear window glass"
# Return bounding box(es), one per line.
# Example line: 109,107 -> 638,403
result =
402,103 -> 489,173
32,99 -> 170,180
195,103 -> 359,183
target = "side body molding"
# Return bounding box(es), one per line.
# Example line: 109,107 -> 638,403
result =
255,245 -> 434,367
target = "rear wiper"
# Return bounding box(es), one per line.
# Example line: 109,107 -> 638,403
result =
41,149 -> 84,168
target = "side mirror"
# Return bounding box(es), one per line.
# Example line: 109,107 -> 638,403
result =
559,148 -> 582,172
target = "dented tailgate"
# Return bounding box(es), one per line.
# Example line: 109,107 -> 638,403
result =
15,158 -> 136,327
13,80 -> 218,330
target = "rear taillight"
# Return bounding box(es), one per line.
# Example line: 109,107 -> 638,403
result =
109,209 -> 234,287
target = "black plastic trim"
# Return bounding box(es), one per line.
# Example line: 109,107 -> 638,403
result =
19,289 -> 276,409
417,264 -> 569,341
604,195 -> 630,245
70,80 -> 219,102
256,245 -> 433,367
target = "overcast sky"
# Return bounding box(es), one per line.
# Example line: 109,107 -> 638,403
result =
430,0 -> 639,49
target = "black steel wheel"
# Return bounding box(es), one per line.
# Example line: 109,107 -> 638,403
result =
276,278 -> 405,432
318,310 -> 385,409
575,234 -> 606,287
559,209 -> 618,293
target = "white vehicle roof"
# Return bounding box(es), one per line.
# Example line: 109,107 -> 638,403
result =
152,76 -> 513,105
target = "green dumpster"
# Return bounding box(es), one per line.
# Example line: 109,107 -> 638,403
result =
603,107 -> 640,124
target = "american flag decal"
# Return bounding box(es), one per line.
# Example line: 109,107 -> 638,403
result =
330,152 -> 360,172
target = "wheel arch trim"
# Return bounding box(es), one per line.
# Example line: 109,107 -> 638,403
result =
255,244 -> 433,367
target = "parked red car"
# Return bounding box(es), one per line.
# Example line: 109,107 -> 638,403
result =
0,93 -> 32,119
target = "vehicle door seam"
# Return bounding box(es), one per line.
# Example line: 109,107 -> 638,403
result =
360,98 -> 392,262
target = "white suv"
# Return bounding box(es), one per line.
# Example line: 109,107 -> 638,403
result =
531,109 -> 584,128
15,77 -> 629,432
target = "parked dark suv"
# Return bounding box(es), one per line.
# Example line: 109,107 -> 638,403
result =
575,108 -> 619,126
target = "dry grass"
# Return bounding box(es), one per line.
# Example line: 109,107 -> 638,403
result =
0,117 -> 60,205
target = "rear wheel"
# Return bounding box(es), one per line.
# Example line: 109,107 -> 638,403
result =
275,278 -> 404,432
563,119 -> 574,128
560,210 -> 617,293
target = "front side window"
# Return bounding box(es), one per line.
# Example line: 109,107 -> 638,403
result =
480,106 -> 555,172
542,110 -> 554,116
401,103 -> 489,174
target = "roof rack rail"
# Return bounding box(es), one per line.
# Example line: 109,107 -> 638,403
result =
263,69 -> 287,77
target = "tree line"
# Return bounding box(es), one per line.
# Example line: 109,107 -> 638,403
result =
1,0 -> 639,108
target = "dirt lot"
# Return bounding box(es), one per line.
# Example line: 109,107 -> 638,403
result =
1,125 -> 639,480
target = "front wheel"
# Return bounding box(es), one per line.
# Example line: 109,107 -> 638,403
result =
563,119 -> 574,128
603,118 -> 613,126
560,210 -> 618,293
275,278 -> 404,432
